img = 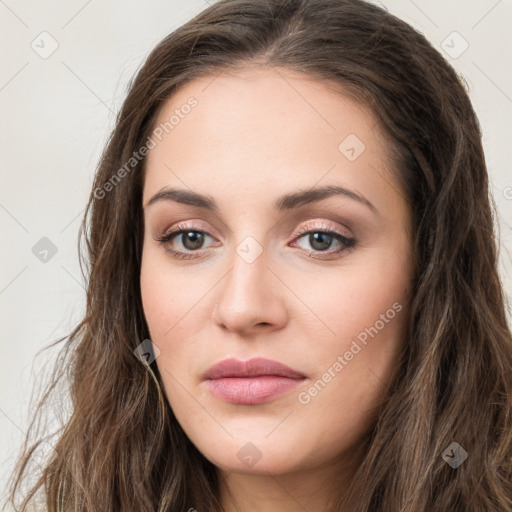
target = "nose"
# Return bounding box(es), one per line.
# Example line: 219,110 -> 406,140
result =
212,245 -> 288,336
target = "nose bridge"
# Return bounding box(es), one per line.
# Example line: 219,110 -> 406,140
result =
212,232 -> 286,332
223,235 -> 270,309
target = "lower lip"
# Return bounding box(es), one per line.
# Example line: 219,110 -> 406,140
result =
206,376 -> 304,405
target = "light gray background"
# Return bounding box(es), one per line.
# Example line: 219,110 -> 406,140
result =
1,0 -> 511,502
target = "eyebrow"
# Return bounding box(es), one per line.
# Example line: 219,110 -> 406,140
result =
144,184 -> 378,215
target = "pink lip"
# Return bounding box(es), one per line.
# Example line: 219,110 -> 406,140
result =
203,357 -> 306,405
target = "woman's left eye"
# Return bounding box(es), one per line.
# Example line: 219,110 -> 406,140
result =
291,228 -> 356,257
155,222 -> 356,260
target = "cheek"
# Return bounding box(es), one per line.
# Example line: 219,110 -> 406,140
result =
140,249 -> 206,384
140,269 -> 171,339
140,247 -> 195,339
292,251 -> 410,405
293,296 -> 407,455
292,250 -> 410,348
140,261 -> 190,407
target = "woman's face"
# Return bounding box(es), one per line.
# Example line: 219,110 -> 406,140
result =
140,66 -> 414,477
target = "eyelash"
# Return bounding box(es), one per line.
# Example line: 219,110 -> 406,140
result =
154,221 -> 356,260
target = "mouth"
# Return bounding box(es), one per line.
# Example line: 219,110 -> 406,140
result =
202,357 -> 306,405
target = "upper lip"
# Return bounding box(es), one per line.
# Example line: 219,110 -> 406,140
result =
202,357 -> 305,380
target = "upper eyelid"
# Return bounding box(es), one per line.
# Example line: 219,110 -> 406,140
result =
162,220 -> 350,238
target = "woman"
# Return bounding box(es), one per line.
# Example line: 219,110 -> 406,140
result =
5,0 -> 512,510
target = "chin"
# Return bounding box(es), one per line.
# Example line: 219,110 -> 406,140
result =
190,431 -> 306,475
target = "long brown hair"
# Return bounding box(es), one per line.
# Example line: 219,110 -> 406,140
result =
4,0 -> 512,510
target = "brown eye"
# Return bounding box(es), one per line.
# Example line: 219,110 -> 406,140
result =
291,223 -> 356,259
176,231 -> 205,251
305,232 -> 335,251
155,223 -> 218,260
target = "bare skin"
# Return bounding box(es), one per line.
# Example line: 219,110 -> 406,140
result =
140,65 -> 415,511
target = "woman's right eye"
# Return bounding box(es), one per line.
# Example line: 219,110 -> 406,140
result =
155,226 -> 217,260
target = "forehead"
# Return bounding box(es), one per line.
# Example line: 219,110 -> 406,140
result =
142,66 -> 399,216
